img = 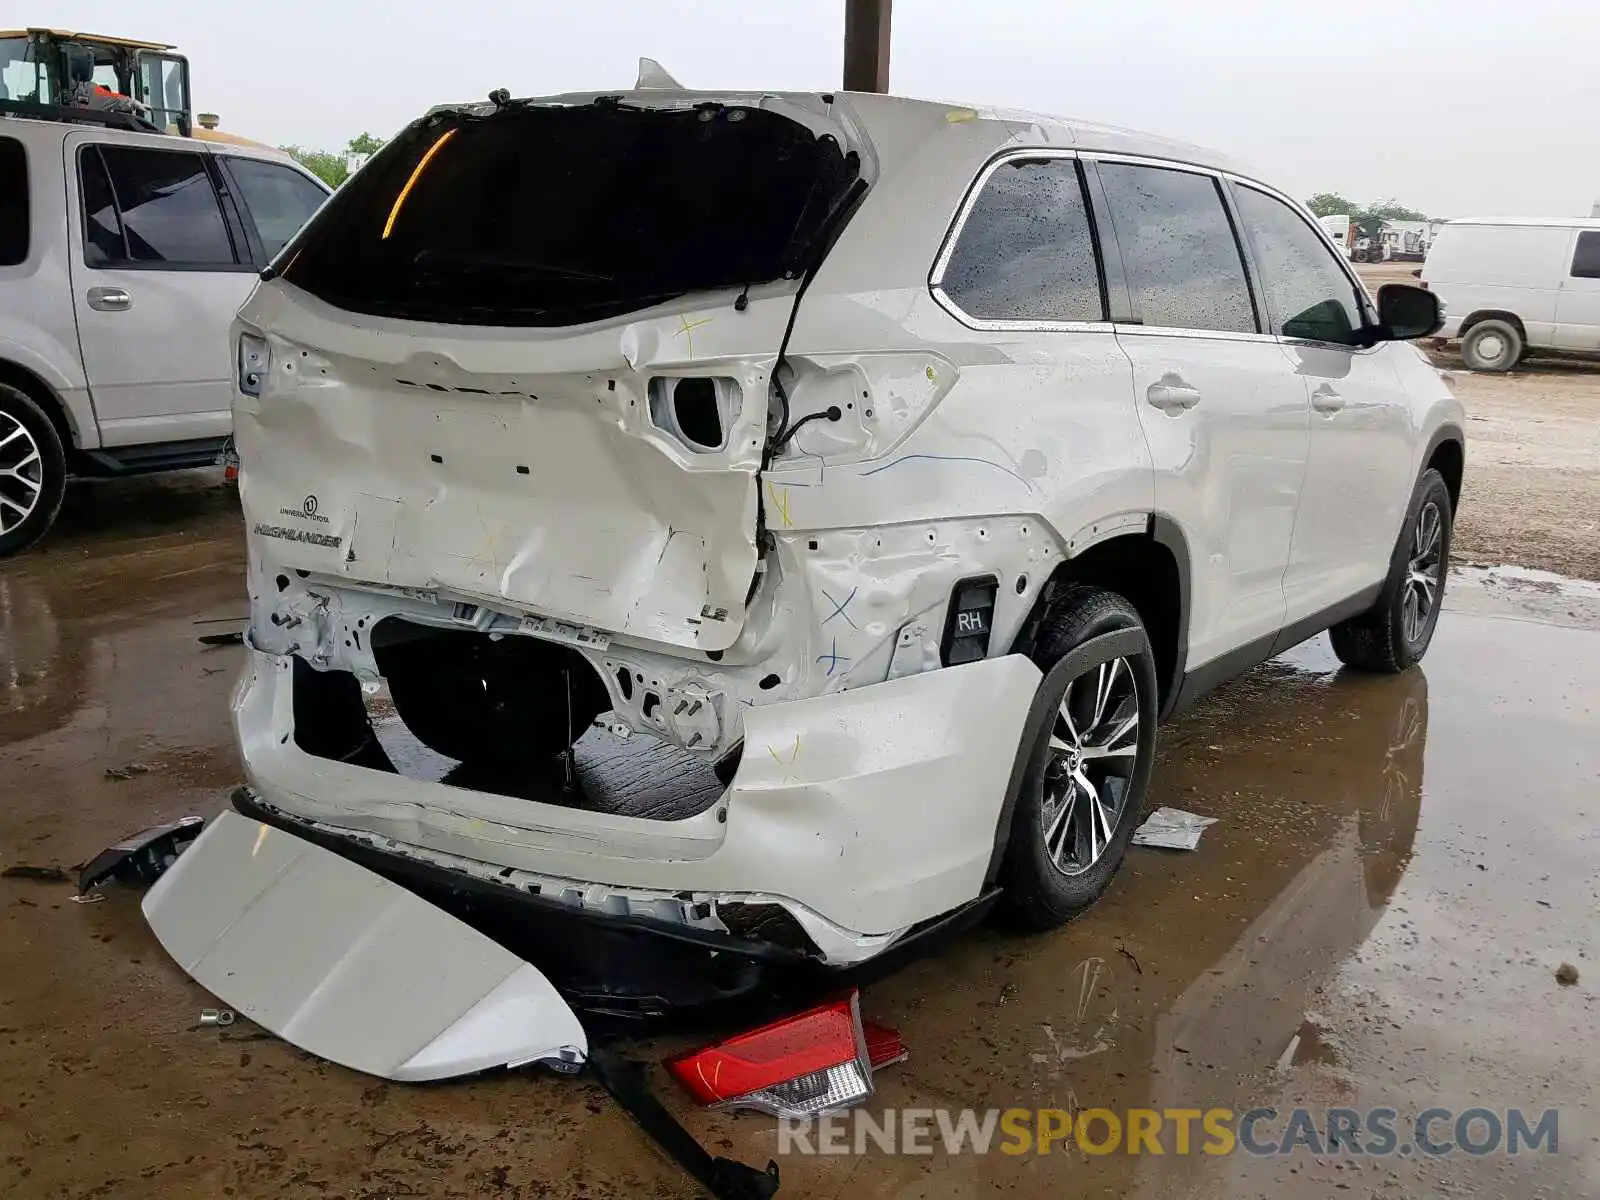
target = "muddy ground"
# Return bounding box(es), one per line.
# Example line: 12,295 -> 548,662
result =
1357,260 -> 1600,582
2,407 -> 1599,1197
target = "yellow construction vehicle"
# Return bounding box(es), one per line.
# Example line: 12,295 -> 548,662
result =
0,27 -> 267,147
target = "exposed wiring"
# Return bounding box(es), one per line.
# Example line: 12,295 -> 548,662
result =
771,405 -> 842,453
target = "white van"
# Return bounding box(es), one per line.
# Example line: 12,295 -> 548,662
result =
1422,217 -> 1600,370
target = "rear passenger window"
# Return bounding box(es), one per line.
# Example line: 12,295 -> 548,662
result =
224,158 -> 328,259
0,137 -> 26,267
1571,231 -> 1600,279
80,145 -> 238,267
938,158 -> 1104,323
1097,163 -> 1256,334
1234,184 -> 1363,345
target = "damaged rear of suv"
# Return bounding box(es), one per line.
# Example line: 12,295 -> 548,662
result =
222,84 -> 1461,1005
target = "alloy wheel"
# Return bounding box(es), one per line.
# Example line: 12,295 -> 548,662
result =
1039,657 -> 1141,876
1403,501 -> 1444,645
0,412 -> 44,536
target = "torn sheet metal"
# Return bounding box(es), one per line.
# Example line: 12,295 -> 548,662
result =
143,810 -> 586,1081
1130,807 -> 1218,852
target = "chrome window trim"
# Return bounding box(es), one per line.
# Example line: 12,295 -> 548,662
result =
927,147 -> 1113,334
1112,323 -> 1279,345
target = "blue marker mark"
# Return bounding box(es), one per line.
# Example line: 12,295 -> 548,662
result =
817,636 -> 849,677
860,453 -> 1034,490
821,585 -> 859,629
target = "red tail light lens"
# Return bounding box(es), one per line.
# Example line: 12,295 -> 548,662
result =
666,991 -> 896,1119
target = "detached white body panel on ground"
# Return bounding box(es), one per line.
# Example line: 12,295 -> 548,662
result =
143,810 -> 587,1081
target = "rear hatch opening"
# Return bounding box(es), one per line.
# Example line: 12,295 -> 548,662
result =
236,93 -> 866,658
275,97 -> 863,328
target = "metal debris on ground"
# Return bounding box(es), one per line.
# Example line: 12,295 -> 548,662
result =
1131,807 -> 1219,851
1556,962 -> 1579,985
103,763 -> 152,781
1,865 -> 69,882
197,631 -> 245,646
198,1009 -> 236,1027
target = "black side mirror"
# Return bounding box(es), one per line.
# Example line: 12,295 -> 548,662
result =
1375,283 -> 1443,342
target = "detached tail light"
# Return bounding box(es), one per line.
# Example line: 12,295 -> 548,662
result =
666,990 -> 903,1119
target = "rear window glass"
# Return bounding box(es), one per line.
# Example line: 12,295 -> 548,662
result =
1571,231 -> 1600,279
283,103 -> 860,327
0,137 -> 26,267
939,158 -> 1104,323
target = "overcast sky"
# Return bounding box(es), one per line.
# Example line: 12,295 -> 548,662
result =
36,0 -> 1600,217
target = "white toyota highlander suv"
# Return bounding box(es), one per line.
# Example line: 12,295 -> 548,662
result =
0,110 -> 329,554
212,86 -> 1462,1008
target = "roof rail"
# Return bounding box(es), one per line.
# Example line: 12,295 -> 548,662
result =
0,98 -> 161,135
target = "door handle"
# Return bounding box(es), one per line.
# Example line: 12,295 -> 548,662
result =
1146,375 -> 1201,413
86,286 -> 131,312
1311,384 -> 1345,414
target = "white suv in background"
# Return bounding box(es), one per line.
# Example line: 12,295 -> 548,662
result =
194,88 -> 1463,1016
0,114 -> 329,554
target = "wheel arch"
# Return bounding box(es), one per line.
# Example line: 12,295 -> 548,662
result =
1458,309 -> 1526,342
0,358 -> 78,454
1422,425 -> 1465,514
1011,517 -> 1189,720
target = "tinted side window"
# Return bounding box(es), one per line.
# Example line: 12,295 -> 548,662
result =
1097,163 -> 1255,334
225,158 -> 328,259
939,158 -> 1104,322
1571,231 -> 1600,279
1234,185 -> 1363,345
0,137 -> 25,267
90,146 -> 237,266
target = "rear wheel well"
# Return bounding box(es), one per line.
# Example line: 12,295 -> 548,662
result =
1024,533 -> 1183,711
1458,310 -> 1526,342
0,360 -> 75,452
1428,437 -> 1464,513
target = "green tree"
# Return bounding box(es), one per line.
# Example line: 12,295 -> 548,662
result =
281,145 -> 348,187
280,134 -> 388,188
1306,192 -> 1359,217
1363,200 -> 1431,223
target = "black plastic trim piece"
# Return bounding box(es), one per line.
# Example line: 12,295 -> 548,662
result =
230,787 -> 816,966
1148,514 -> 1192,720
939,574 -> 998,667
1170,583 -> 1383,716
983,627 -> 1150,887
79,437 -> 228,475
1079,159 -> 1136,324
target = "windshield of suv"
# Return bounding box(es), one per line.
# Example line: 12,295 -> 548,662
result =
281,101 -> 861,327
0,38 -> 44,103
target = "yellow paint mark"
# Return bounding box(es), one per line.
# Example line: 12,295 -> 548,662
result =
382,127 -> 458,240
766,733 -> 802,782
675,313 -> 714,358
765,480 -> 793,527
945,108 -> 978,123
252,823 -> 269,857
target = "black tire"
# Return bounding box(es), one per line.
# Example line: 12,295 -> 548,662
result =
1001,587 -> 1159,930
1330,468 -> 1452,673
1460,319 -> 1522,372
0,382 -> 67,558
